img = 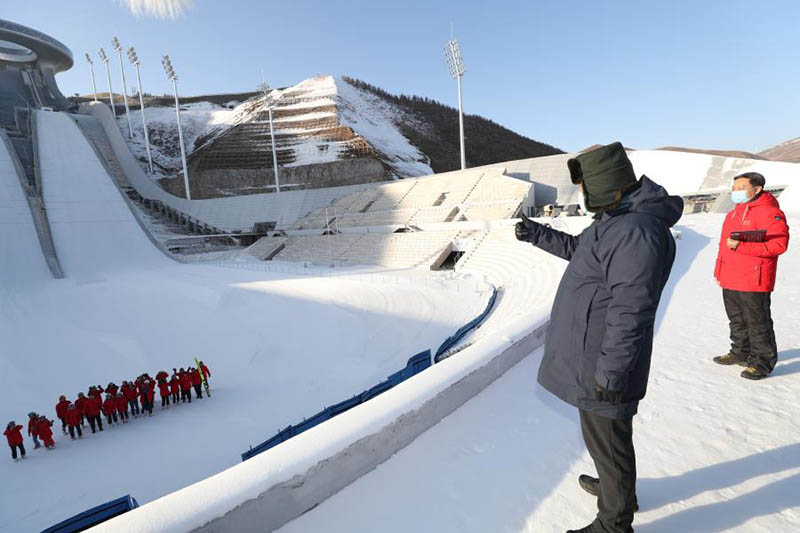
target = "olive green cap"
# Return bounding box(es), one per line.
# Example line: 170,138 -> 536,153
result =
568,142 -> 637,212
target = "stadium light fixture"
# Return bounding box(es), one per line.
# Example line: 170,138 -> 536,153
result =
98,47 -> 116,116
258,71 -> 280,194
162,54 -> 191,200
84,53 -> 98,102
444,36 -> 467,170
112,37 -> 134,138
127,46 -> 154,173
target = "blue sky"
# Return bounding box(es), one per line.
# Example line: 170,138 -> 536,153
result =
5,0 -> 798,153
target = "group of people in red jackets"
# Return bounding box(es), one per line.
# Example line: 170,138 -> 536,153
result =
5,362 -> 211,461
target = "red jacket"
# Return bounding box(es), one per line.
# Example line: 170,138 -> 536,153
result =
715,192 -> 790,292
180,373 -> 191,390
115,396 -> 128,413
28,418 -> 39,437
169,377 -> 180,394
4,425 -> 23,446
85,396 -> 102,417
122,384 -> 136,402
102,397 -> 117,416
65,408 -> 81,427
140,382 -> 155,402
75,396 -> 89,415
158,381 -> 171,397
190,369 -> 202,386
37,418 -> 53,440
56,399 -> 71,419
200,363 -> 211,380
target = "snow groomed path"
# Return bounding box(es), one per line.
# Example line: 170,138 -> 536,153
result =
0,111 -> 486,532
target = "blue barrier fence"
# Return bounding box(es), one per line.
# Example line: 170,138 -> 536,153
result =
434,286 -> 498,362
242,350 -> 432,461
42,495 -> 139,533
241,285 -> 498,462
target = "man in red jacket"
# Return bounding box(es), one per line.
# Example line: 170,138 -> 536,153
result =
55,395 -> 71,435
65,405 -> 82,440
4,421 -> 25,461
36,416 -> 55,449
27,412 -> 41,449
75,393 -> 89,428
179,369 -> 192,404
714,172 -> 790,380
169,373 -> 180,405
85,393 -> 103,433
189,367 -> 203,399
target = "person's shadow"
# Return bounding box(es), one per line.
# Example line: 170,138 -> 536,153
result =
770,348 -> 800,377
635,442 -> 800,531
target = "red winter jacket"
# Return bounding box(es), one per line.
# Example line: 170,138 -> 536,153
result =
75,396 -> 89,415
115,396 -> 128,413
122,384 -> 137,402
102,397 -> 118,416
140,382 -> 155,402
65,408 -> 81,427
28,418 -> 39,437
56,399 -> 71,419
85,396 -> 102,417
180,373 -> 191,390
37,418 -> 53,440
200,363 -> 211,380
190,369 -> 202,386
158,381 -> 171,398
715,192 -> 790,292
4,425 -> 23,446
169,377 -> 180,394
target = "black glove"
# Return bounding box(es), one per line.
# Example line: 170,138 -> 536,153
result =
593,380 -> 624,404
515,212 -> 539,242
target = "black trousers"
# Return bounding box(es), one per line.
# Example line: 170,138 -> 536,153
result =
579,409 -> 636,533
722,289 -> 778,372
9,444 -> 25,459
193,384 -> 203,399
68,425 -> 82,438
88,415 -> 102,433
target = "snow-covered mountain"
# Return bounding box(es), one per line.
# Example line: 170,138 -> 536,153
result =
759,136 -> 800,163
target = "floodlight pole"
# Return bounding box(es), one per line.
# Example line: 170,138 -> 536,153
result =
99,48 -> 116,116
163,55 -> 191,200
85,53 -> 98,102
259,74 -> 281,193
128,46 -> 153,173
445,37 -> 467,170
456,71 -> 465,170
112,37 -> 133,138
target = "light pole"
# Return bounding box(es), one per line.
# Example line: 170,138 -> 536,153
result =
162,55 -> 191,200
112,37 -> 133,138
84,53 -> 98,102
444,36 -> 467,170
127,46 -> 153,173
257,73 -> 280,193
98,47 -> 116,116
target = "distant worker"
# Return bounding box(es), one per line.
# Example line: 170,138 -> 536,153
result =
75,393 -> 89,428
115,393 -> 129,423
27,413 -> 41,450
713,172 -> 790,379
85,392 -> 103,433
36,416 -> 55,449
65,404 -> 83,440
122,381 -> 140,417
169,373 -> 180,405
199,361 -> 211,381
179,369 -> 192,403
4,421 -> 25,461
515,142 -> 682,533
189,367 -> 203,399
158,379 -> 171,409
55,395 -> 71,435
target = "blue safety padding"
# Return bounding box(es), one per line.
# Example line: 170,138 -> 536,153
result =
42,495 -> 139,533
435,287 -> 498,362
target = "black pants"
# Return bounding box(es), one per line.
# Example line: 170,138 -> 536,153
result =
579,410 -> 636,533
59,416 -> 66,432
88,415 -> 103,433
193,384 -> 203,399
182,389 -> 191,403
172,391 -> 179,403
9,443 -> 25,459
722,289 -> 778,372
106,412 -> 117,425
68,425 -> 82,439
161,395 -> 170,407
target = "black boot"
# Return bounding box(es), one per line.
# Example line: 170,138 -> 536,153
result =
741,365 -> 769,380
578,475 -> 639,512
713,353 -> 748,366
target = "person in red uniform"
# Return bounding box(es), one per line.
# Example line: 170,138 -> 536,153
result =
74,393 -> 89,428
36,416 -> 55,449
88,386 -> 102,402
189,367 -> 203,399
713,172 -> 790,380
27,413 -> 41,449
65,405 -> 82,440
156,370 -> 169,382
84,393 -> 103,433
55,395 -> 71,435
105,382 -> 118,397
169,373 -> 180,405
122,381 -> 140,417
179,369 -> 192,404
157,379 -> 171,409
199,361 -> 211,381
4,421 -> 25,461
115,393 -> 129,423
140,380 -> 155,416
102,394 -> 118,425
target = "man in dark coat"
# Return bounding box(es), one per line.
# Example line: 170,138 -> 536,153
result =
516,142 -> 682,533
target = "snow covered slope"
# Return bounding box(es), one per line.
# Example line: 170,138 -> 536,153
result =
280,212 -> 800,533
0,112 -> 485,532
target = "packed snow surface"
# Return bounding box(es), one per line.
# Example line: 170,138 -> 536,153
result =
0,112 -> 485,532
281,213 -> 800,533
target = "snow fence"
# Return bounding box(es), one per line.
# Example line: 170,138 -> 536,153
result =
92,309 -> 548,533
